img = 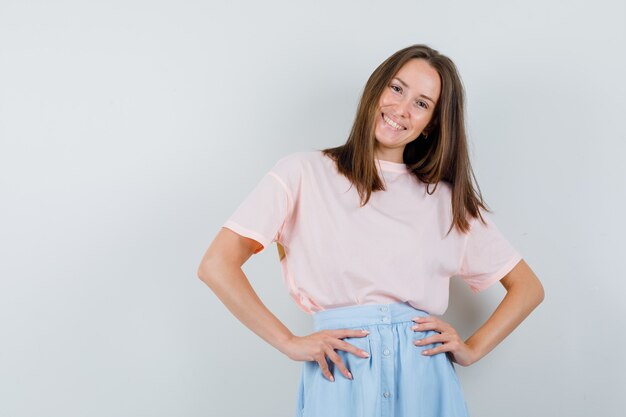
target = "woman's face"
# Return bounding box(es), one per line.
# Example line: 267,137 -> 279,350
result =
374,58 -> 441,157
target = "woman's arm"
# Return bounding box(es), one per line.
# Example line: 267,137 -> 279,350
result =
197,227 -> 370,381
197,227 -> 295,354
464,258 -> 545,363
412,258 -> 544,366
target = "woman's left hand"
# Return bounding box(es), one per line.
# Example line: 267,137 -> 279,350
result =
411,315 -> 478,367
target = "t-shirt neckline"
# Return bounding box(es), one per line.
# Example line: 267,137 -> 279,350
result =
319,150 -> 410,174
376,158 -> 411,174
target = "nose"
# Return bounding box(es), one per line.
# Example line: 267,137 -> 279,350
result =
393,96 -> 411,118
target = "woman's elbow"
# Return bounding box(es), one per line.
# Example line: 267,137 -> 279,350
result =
197,258 -> 217,284
532,277 -> 545,306
197,262 -> 209,281
525,264 -> 545,306
518,273 -> 545,308
501,259 -> 545,306
197,228 -> 253,284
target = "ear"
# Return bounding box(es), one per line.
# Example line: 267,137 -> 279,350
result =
423,119 -> 438,136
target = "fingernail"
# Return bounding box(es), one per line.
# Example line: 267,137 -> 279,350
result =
361,330 -> 369,334
329,375 -> 334,381
362,351 -> 370,357
347,371 -> 353,379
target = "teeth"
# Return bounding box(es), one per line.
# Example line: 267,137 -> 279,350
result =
383,114 -> 404,130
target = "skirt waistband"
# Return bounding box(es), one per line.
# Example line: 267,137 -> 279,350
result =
312,301 -> 430,331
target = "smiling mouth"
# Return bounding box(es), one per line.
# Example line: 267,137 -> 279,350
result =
382,113 -> 406,131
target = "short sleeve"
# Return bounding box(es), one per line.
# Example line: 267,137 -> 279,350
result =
221,155 -> 297,254
457,211 -> 523,293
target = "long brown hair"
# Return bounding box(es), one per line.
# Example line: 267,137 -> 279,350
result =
320,44 -> 491,235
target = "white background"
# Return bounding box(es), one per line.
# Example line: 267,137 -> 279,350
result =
1,1 -> 625,416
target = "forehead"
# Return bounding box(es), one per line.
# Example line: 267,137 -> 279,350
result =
393,58 -> 441,101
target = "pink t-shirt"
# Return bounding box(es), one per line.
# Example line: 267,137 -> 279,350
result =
222,150 -> 522,315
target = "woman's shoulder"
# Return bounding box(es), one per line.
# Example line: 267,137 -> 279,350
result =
269,150 -> 327,175
274,149 -> 324,163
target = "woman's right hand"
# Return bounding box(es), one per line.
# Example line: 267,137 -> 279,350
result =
281,329 -> 371,382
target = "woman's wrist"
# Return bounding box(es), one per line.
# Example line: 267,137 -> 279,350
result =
464,339 -> 485,365
275,332 -> 297,357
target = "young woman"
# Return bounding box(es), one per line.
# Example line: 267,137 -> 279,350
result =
198,44 -> 544,417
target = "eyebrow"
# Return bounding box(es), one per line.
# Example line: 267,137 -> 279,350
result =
393,77 -> 435,104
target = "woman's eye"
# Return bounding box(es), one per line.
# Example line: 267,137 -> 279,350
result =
416,101 -> 428,109
391,85 -> 401,93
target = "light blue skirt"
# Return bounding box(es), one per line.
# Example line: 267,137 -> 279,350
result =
294,301 -> 470,417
